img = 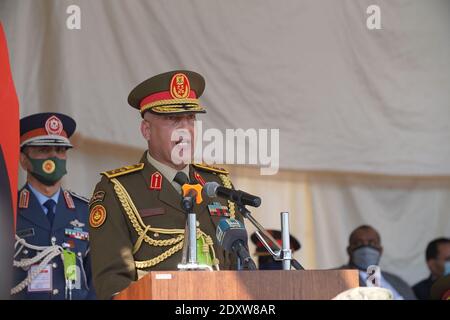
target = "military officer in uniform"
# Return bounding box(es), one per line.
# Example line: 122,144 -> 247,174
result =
12,113 -> 96,300
89,70 -> 246,299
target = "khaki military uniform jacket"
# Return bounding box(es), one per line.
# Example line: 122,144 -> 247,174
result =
88,152 -> 244,299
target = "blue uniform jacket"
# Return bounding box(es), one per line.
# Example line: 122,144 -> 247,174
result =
13,184 -> 96,300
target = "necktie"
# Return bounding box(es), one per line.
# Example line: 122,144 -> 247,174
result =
174,171 -> 190,187
44,199 -> 56,226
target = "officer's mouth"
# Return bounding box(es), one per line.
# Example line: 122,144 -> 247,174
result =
174,138 -> 191,148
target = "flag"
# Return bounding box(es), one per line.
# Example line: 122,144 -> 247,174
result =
0,21 -> 19,299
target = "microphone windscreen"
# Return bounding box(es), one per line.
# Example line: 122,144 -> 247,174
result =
203,181 -> 220,198
216,218 -> 248,251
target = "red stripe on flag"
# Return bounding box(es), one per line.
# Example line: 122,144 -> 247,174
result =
0,22 -> 20,229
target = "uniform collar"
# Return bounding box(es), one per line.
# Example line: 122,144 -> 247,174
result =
27,183 -> 61,207
140,152 -> 184,214
146,151 -> 190,183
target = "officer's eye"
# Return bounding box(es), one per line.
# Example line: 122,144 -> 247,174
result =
55,147 -> 67,154
38,147 -> 52,154
169,115 -> 196,122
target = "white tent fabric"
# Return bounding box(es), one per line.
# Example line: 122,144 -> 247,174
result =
1,0 -> 449,288
1,0 -> 449,175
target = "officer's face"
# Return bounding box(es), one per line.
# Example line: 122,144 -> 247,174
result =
20,146 -> 68,170
347,227 -> 383,257
141,112 -> 196,169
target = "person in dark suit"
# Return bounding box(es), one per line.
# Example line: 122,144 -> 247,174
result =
340,225 -> 416,300
12,113 -> 96,300
413,237 -> 450,300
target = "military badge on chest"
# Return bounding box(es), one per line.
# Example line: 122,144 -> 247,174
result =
65,219 -> 89,241
207,201 -> 230,217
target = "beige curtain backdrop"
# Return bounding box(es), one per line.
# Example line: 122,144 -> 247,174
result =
3,0 -> 450,286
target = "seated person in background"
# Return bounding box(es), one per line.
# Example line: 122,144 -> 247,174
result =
250,229 -> 300,270
413,237 -> 450,300
340,225 -> 416,300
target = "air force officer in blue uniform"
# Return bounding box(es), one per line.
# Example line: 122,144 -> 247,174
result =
12,113 -> 96,300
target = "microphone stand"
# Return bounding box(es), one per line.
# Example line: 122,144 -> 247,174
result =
177,190 -> 212,271
237,204 -> 305,270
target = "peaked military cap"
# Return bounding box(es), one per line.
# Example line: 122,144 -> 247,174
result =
127,70 -> 206,116
20,112 -> 76,148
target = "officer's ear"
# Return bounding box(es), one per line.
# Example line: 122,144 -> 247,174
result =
19,148 -> 30,171
427,258 -> 439,276
140,117 -> 151,141
346,245 -> 352,258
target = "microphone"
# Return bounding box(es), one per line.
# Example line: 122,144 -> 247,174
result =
204,182 -> 261,208
216,218 -> 257,270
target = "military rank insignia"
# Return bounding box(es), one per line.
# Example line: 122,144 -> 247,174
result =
150,171 -> 162,190
207,202 -> 230,217
63,190 -> 75,209
19,189 -> 30,209
194,172 -> 205,186
89,204 -> 107,228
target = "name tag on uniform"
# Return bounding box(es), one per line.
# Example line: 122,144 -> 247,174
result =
65,228 -> 89,241
28,265 -> 52,292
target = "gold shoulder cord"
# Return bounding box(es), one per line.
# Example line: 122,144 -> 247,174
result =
218,174 -> 236,219
110,178 -> 219,269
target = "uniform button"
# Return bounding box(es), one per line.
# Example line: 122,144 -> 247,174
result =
51,236 -> 56,244
23,250 -> 28,255
52,289 -> 59,295
77,252 -> 82,257
52,263 -> 58,269
153,233 -> 159,238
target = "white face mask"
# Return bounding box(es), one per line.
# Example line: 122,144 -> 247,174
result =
444,260 -> 450,276
351,246 -> 381,270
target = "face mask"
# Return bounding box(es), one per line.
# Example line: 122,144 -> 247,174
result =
26,155 -> 67,186
351,245 -> 381,271
444,260 -> 450,276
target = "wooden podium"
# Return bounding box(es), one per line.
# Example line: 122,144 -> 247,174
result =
115,270 -> 359,300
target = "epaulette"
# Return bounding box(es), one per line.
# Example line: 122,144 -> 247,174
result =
101,163 -> 145,179
192,163 -> 229,175
67,190 -> 89,203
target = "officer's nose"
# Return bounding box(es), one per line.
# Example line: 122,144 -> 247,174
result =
47,147 -> 64,158
49,149 -> 58,157
177,117 -> 195,130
